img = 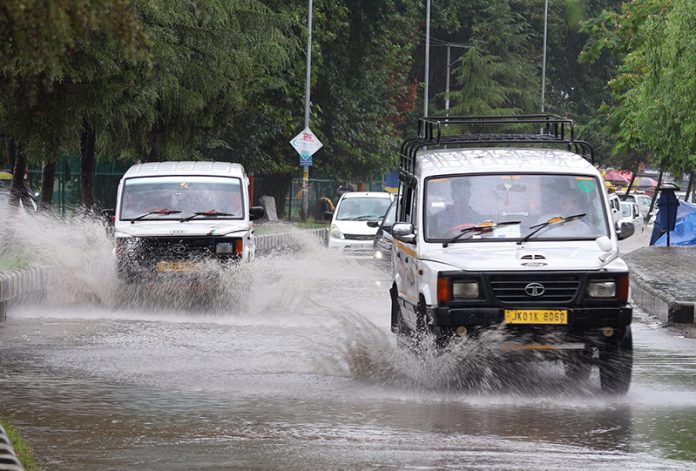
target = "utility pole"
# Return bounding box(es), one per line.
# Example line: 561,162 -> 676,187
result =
424,0 -> 431,117
301,0 -> 313,221
541,0 -> 549,113
445,45 -> 450,115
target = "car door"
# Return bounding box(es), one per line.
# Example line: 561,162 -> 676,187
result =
393,183 -> 420,327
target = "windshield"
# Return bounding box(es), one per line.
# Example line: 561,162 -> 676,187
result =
424,174 -> 609,242
336,196 -> 392,221
120,176 -> 244,220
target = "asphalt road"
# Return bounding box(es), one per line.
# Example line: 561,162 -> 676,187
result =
1,232 -> 695,470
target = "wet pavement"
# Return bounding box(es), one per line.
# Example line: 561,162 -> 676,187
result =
1,224 -> 696,470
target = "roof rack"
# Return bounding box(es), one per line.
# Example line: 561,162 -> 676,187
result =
399,114 -> 595,184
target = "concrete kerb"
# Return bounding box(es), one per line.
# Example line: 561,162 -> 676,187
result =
629,272 -> 695,324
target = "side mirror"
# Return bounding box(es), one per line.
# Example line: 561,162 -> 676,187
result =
249,206 -> 265,221
366,220 -> 380,228
617,221 -> 635,240
392,222 -> 416,243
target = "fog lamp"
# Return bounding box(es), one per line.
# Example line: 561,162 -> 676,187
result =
601,326 -> 615,337
455,326 -> 469,337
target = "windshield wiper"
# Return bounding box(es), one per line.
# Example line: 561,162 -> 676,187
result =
354,214 -> 382,221
518,213 -> 586,243
442,220 -> 521,247
179,210 -> 235,222
130,208 -> 181,224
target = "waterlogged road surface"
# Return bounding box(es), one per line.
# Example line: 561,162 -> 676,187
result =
1,232 -> 696,469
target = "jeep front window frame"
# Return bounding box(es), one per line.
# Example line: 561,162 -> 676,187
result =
423,173 -> 610,243
120,175 -> 245,221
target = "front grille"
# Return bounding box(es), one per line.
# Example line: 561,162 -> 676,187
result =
489,274 -> 580,305
129,237 -> 238,261
343,234 -> 374,241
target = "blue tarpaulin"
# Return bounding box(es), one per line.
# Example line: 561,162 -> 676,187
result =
653,200 -> 696,246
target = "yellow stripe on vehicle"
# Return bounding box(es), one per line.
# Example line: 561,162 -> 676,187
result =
393,240 -> 417,258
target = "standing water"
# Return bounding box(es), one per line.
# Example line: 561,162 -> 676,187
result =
1,208 -> 696,470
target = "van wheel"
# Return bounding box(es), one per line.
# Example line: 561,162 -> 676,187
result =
599,327 -> 633,394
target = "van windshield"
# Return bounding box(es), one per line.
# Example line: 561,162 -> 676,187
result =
424,174 -> 609,242
121,176 -> 244,220
336,197 -> 391,221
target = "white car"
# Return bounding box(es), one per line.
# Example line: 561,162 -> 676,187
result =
327,191 -> 393,256
389,115 -> 635,394
622,193 -> 654,220
111,161 -> 264,283
620,201 -> 645,234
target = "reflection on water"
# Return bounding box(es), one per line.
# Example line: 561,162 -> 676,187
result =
1,214 -> 696,469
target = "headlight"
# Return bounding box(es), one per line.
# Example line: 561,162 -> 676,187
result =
586,280 -> 616,298
374,249 -> 383,260
216,242 -> 235,254
330,224 -> 344,239
453,280 -> 479,298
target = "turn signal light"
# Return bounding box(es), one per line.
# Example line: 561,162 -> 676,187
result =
437,276 -> 451,303
617,274 -> 629,303
235,239 -> 243,256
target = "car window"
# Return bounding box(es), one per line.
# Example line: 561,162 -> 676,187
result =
424,174 -> 609,241
620,203 -> 632,217
335,197 -> 391,221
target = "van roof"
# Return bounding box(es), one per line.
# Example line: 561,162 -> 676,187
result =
416,148 -> 598,178
123,161 -> 246,179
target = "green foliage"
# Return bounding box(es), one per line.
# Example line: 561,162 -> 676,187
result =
580,0 -> 696,173
0,421 -> 41,471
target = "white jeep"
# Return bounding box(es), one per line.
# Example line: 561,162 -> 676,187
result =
389,115 -> 635,394
110,161 -> 264,283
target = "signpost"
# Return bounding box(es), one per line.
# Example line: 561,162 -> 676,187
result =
290,128 -> 323,168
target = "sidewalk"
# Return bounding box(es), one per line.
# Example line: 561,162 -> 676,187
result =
624,246 -> 696,324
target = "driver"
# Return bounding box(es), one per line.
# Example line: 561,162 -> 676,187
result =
428,178 -> 486,239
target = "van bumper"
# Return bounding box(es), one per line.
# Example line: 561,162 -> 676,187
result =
431,306 -> 632,329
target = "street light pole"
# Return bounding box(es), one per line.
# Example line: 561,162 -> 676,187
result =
541,0 -> 549,113
445,44 -> 451,115
424,0 -> 431,117
301,0 -> 313,221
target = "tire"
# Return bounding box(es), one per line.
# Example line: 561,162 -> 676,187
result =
564,350 -> 592,381
599,326 -> 633,394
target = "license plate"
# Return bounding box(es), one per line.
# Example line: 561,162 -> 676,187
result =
156,261 -> 199,273
504,309 -> 568,324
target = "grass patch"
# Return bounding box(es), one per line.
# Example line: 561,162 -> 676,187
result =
1,421 -> 42,471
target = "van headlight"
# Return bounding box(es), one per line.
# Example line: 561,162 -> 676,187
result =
330,224 -> 344,240
586,280 -> 616,298
453,280 -> 480,298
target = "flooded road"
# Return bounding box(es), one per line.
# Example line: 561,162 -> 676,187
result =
1,223 -> 696,470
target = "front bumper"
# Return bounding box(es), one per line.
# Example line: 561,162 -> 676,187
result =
327,238 -> 374,257
431,305 -> 632,330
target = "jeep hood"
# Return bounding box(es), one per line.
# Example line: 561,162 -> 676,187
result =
422,242 -> 621,271
333,220 -> 379,236
115,220 -> 250,238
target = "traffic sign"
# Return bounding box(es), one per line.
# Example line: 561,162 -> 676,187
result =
290,127 -> 323,167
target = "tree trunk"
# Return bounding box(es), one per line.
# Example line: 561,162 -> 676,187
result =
5,138 -> 17,171
40,161 -> 56,209
80,119 -> 97,210
10,143 -> 30,207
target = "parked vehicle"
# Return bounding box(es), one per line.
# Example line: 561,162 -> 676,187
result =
608,193 -> 623,233
620,201 -> 645,234
110,161 -> 264,283
326,191 -> 393,257
371,199 -> 397,265
622,193 -> 655,221
389,115 -> 635,394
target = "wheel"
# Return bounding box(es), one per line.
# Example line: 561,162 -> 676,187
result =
564,350 -> 592,381
599,326 -> 633,394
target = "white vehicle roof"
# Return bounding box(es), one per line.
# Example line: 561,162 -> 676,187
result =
341,191 -> 393,199
123,161 -> 246,179
416,148 -> 599,178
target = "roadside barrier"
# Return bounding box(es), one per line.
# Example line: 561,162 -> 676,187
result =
0,266 -> 49,322
0,425 -> 24,471
255,227 -> 328,255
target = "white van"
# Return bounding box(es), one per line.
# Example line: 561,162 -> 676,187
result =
389,115 -> 635,394
111,161 -> 264,282
327,191 -> 393,256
